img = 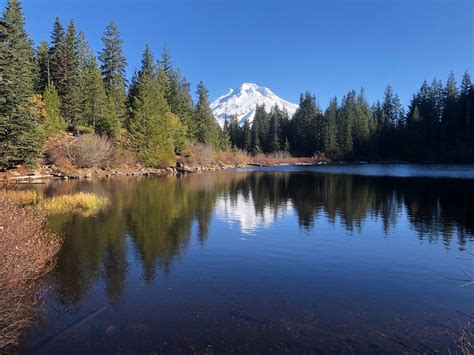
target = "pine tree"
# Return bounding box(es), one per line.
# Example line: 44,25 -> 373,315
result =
251,104 -> 269,153
226,114 -> 241,149
49,17 -> 67,99
323,97 -> 339,158
290,92 -> 320,155
41,83 -> 66,135
0,0 -> 40,169
194,81 -> 221,147
35,40 -> 50,92
442,71 -> 459,140
242,119 -> 252,152
99,93 -> 121,138
176,77 -> 195,139
156,48 -> 194,142
268,105 -> 282,153
128,46 -> 177,166
76,32 -> 108,134
460,71 -> 472,139
339,91 -> 356,159
99,21 -> 127,122
382,85 -> 396,128
61,20 -> 80,128
129,77 -> 176,167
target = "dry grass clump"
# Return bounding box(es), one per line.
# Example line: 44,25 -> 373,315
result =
8,190 -> 44,206
0,192 -> 61,352
67,134 -> 114,168
40,192 -> 108,216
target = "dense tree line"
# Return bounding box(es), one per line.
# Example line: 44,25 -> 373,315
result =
0,0 -> 226,169
1,0 -> 473,170
225,74 -> 474,161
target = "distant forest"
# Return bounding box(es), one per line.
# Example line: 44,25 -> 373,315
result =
226,75 -> 474,162
1,0 -> 473,171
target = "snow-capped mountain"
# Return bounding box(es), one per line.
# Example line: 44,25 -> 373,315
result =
211,83 -> 298,127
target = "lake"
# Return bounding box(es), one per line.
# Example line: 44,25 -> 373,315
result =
23,164 -> 474,354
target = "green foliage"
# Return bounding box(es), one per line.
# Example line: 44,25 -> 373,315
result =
0,0 -> 40,169
128,46 -> 176,167
77,37 -> 108,133
98,94 -> 121,138
41,83 -> 66,135
48,18 -> 81,129
62,20 -> 80,128
35,40 -> 50,92
251,104 -> 269,153
290,93 -> 321,156
268,105 -> 282,153
323,97 -> 339,158
2,1 -> 474,169
194,81 -> 221,148
99,21 -> 127,122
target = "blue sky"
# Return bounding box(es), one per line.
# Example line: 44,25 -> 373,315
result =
13,0 -> 474,107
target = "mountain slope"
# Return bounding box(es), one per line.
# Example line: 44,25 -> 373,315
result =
211,83 -> 298,126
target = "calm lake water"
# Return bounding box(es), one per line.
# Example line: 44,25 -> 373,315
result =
24,164 -> 474,354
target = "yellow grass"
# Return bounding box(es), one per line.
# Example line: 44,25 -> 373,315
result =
40,192 -> 108,216
8,190 -> 44,206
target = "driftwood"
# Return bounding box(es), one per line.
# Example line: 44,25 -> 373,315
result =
11,175 -> 52,181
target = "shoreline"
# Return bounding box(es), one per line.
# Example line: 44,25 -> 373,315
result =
2,160 -> 473,186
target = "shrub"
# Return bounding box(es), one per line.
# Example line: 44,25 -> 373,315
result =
181,143 -> 217,166
0,192 -> 60,351
216,149 -> 250,166
67,134 -> 113,168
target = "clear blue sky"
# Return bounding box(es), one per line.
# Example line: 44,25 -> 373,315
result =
13,0 -> 474,107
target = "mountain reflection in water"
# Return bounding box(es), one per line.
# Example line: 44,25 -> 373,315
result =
25,168 -> 473,354
43,171 -> 473,306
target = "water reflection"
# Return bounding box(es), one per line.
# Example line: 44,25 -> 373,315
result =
43,171 -> 474,306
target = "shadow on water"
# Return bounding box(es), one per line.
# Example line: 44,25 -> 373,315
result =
26,169 -> 474,353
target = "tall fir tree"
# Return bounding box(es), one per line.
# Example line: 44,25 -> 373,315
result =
353,89 -> 371,157
442,71 -> 459,140
76,32 -> 110,134
35,40 -> 50,92
128,46 -> 177,166
242,118 -> 252,152
251,104 -> 269,153
99,21 -> 127,123
323,97 -> 339,158
194,81 -> 221,147
156,47 -> 194,142
49,17 -> 67,98
99,93 -> 121,138
0,0 -> 40,168
61,19 -> 80,128
268,105 -> 282,153
290,92 -> 319,155
460,71 -> 472,139
339,91 -> 356,159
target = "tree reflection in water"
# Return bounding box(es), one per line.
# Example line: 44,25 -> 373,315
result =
43,171 -> 473,306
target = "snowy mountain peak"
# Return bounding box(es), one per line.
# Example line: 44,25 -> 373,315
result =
211,83 -> 298,127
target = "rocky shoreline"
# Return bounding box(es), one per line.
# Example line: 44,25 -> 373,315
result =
1,160 -> 329,186
1,161 -> 245,186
